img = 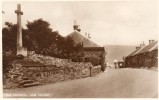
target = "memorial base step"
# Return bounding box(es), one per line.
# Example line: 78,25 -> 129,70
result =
18,77 -> 41,88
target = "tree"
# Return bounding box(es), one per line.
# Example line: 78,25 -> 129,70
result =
25,18 -> 71,58
2,19 -> 83,59
64,37 -> 75,58
26,18 -> 55,51
2,22 -> 27,52
74,43 -> 84,57
2,22 -> 27,75
2,22 -> 16,51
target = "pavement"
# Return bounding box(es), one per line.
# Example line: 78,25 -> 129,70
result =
3,68 -> 158,98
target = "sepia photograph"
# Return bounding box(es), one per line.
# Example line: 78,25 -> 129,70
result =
2,0 -> 158,98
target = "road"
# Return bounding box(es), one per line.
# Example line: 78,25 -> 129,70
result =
3,68 -> 158,98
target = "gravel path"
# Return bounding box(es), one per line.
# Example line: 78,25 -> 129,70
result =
3,68 -> 158,98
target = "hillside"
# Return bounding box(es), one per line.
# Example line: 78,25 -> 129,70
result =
104,45 -> 136,66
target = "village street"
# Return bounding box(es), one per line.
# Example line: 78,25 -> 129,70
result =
3,68 -> 158,98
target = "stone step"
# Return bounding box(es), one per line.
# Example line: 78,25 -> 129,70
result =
19,80 -> 34,86
22,82 -> 41,88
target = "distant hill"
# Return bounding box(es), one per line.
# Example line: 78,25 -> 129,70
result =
104,45 -> 136,66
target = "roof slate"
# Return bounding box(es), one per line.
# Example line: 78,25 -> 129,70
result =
136,41 -> 158,54
127,48 -> 141,57
127,41 -> 158,57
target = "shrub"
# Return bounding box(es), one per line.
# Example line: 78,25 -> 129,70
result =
87,56 -> 101,66
3,51 -> 16,76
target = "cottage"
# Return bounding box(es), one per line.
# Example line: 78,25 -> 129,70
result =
125,40 -> 158,68
66,21 -> 106,71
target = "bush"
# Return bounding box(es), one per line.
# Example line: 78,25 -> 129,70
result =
87,57 -> 101,66
3,51 -> 16,76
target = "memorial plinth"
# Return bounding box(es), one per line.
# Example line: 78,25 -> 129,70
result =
17,47 -> 27,57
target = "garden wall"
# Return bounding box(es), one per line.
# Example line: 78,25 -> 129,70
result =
3,53 -> 102,88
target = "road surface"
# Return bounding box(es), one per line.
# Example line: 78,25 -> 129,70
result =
3,68 -> 158,98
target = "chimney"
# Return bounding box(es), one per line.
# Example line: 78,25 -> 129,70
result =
151,40 -> 155,43
136,47 -> 141,50
73,20 -> 81,32
140,41 -> 145,48
149,40 -> 152,44
149,40 -> 155,44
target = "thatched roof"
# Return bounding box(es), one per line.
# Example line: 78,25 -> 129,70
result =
66,30 -> 100,47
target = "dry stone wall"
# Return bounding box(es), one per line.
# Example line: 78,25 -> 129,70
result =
3,53 -> 101,88
22,62 -> 92,84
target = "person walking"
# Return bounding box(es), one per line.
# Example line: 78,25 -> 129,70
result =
114,59 -> 118,69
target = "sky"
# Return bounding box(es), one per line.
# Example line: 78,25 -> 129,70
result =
2,0 -> 158,46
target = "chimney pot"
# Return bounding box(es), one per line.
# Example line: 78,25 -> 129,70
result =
136,47 -> 141,50
140,43 -> 145,48
149,40 -> 155,44
149,40 -> 152,44
151,40 -> 155,43
73,20 -> 81,32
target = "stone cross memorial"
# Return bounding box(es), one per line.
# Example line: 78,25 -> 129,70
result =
15,4 -> 27,57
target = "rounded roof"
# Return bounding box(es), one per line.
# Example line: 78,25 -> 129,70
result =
66,30 -> 101,47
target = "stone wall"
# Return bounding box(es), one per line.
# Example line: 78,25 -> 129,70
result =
3,53 -> 102,88
22,62 -> 92,84
91,65 -> 102,76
